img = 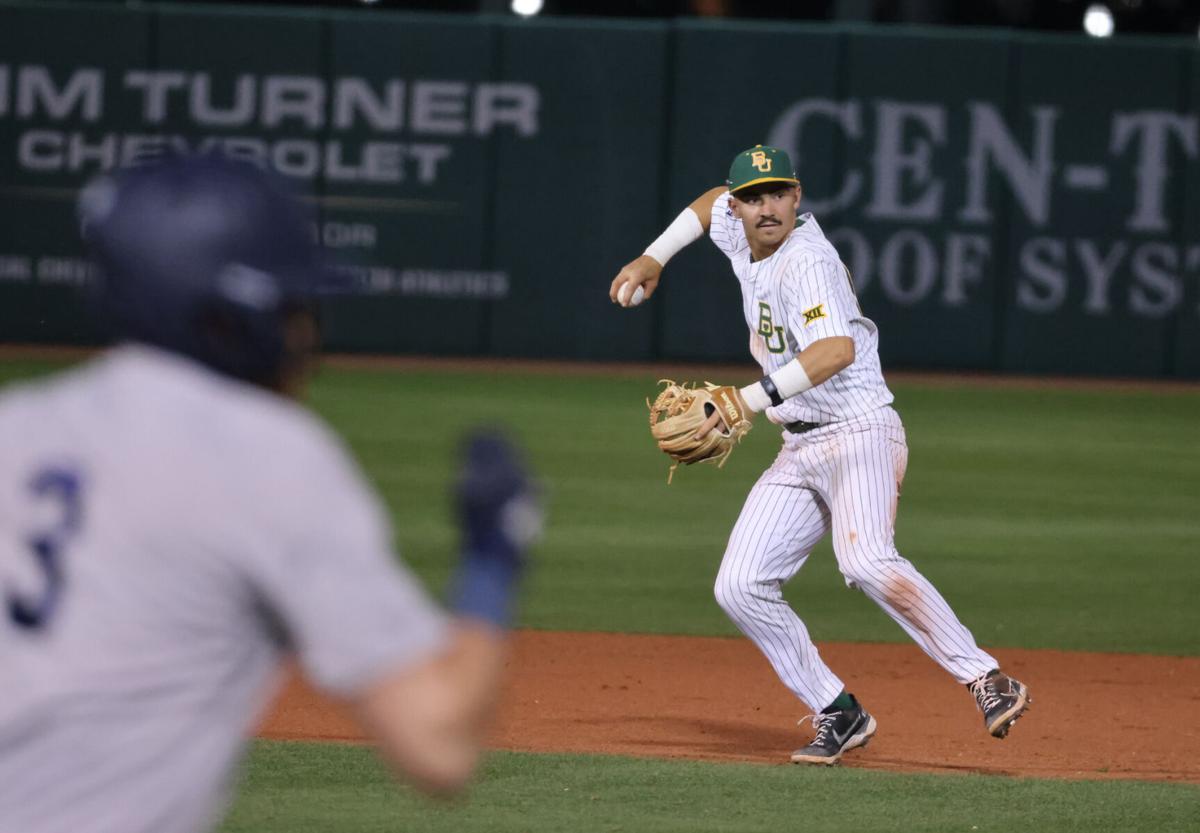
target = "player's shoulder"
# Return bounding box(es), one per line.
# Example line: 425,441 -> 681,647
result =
787,213 -> 836,252
1,345 -> 347,477
709,190 -> 736,230
141,348 -> 352,476
709,190 -> 749,260
0,347 -> 379,565
782,216 -> 842,271
0,352 -> 105,434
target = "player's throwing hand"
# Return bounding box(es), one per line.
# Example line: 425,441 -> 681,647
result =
609,254 -> 662,307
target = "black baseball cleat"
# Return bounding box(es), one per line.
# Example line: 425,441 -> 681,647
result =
790,696 -> 877,765
968,669 -> 1031,738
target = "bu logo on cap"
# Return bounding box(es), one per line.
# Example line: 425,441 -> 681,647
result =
751,151 -> 772,172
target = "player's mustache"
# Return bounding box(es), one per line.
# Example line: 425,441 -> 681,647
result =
757,217 -> 781,228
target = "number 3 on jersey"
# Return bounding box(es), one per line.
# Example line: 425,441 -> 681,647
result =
757,302 -> 787,354
6,467 -> 84,631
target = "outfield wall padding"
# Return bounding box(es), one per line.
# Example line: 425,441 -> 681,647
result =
0,2 -> 1196,378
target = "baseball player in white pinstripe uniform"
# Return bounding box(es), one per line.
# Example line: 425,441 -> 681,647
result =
611,145 -> 1029,765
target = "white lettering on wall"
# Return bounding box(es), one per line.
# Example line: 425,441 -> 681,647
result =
879,231 -> 937,305
412,81 -> 468,135
942,233 -> 990,306
124,71 -> 186,123
865,101 -> 946,222
1129,243 -> 1181,318
334,78 -> 405,131
17,66 -> 103,121
960,103 -> 1058,227
1017,238 -> 1067,313
262,76 -> 325,129
768,98 -> 862,214
473,83 -> 539,137
1075,240 -> 1126,315
1110,112 -> 1199,233
191,74 -> 257,128
17,130 -> 62,171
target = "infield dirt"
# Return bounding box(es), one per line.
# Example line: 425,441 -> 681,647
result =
260,630 -> 1199,783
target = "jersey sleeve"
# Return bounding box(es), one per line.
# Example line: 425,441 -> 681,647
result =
708,191 -> 748,262
780,252 -> 858,344
248,425 -> 449,697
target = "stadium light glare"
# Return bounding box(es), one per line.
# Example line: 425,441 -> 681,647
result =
512,0 -> 544,16
1083,4 -> 1114,38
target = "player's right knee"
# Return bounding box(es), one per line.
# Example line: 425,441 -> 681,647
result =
713,573 -> 744,619
713,571 -> 772,622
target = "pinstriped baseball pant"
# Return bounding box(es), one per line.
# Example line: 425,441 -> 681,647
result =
714,406 -> 997,712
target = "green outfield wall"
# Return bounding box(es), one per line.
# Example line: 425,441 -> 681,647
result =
1,1 -> 1197,377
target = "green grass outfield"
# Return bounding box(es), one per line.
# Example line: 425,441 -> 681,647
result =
2,355 -> 1198,831
221,742 -> 1199,833
311,362 -> 1198,656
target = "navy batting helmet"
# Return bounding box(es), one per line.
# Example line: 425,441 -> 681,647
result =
79,153 -> 337,386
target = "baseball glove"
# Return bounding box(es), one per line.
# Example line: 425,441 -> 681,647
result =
647,380 -> 752,482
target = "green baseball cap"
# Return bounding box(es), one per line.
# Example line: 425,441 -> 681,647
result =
726,144 -> 799,195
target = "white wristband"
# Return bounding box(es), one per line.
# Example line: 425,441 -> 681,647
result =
772,358 -> 815,399
738,381 -> 772,413
738,359 -> 815,414
643,207 -> 704,267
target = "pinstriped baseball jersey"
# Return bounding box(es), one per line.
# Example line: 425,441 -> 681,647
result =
0,346 -> 449,833
709,192 -> 893,425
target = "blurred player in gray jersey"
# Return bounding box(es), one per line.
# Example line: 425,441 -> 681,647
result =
0,154 -> 539,832
610,145 -> 1028,765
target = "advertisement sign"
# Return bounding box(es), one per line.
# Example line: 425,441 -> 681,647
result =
0,3 -> 1195,377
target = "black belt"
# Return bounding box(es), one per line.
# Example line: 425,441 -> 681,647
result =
784,420 -> 823,434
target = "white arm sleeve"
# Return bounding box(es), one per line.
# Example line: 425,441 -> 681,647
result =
643,207 -> 704,267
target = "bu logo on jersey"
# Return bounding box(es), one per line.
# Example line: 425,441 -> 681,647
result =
751,151 -> 772,173
757,302 -> 787,354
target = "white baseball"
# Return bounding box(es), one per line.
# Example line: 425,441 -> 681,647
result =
619,283 -> 646,307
